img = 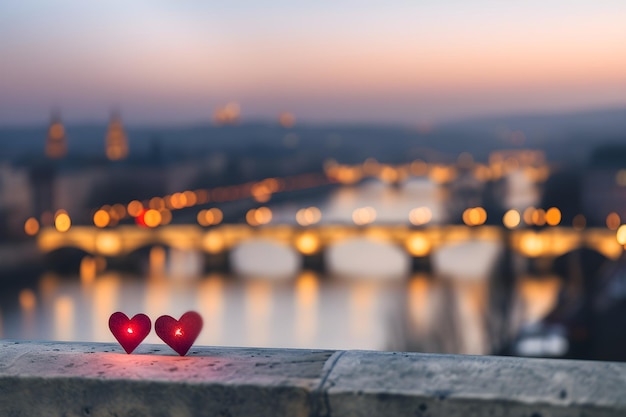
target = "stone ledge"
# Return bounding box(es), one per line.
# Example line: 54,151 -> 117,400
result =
1,341 -> 626,416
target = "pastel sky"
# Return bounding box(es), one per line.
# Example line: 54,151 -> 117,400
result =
0,0 -> 625,125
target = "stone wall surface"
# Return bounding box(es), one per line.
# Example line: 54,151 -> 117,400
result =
1,341 -> 626,416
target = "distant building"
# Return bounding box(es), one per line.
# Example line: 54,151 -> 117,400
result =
487,150 -> 547,212
0,163 -> 32,214
28,162 -> 56,217
213,103 -> 240,125
45,113 -> 67,159
105,112 -> 129,160
581,145 -> 626,226
278,112 -> 296,128
0,162 -> 34,237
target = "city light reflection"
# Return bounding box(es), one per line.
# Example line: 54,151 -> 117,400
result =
350,283 -> 376,343
53,295 -> 75,341
407,274 -> 430,332
19,289 -> 37,339
294,272 -> 319,347
246,280 -> 273,347
517,275 -> 561,324
198,274 -> 225,345
149,246 -> 166,277
454,281 -> 487,355
39,273 -> 59,306
80,256 -> 97,285
144,276 -> 170,332
92,273 -> 120,341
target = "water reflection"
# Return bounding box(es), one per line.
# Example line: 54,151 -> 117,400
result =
149,246 -> 166,276
0,266 -> 568,353
197,274 -> 224,345
144,275 -> 170,328
454,280 -> 488,354
19,289 -> 37,339
245,280 -> 273,347
54,296 -> 74,341
92,273 -> 120,341
349,282 -> 376,344
294,272 -> 318,347
407,274 -> 430,333
515,275 -> 561,324
79,256 -> 97,286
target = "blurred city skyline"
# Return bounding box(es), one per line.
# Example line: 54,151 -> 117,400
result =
1,0 -> 625,126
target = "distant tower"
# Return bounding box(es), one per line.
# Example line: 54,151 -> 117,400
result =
105,111 -> 129,160
45,112 -> 67,159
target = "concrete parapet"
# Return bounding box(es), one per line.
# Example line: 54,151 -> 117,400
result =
1,341 -> 625,416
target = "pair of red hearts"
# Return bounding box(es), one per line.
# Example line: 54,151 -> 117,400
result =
108,311 -> 203,356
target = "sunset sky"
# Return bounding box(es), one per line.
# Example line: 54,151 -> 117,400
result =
0,0 -> 625,125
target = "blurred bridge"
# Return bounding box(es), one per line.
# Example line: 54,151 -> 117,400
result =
37,224 -> 623,270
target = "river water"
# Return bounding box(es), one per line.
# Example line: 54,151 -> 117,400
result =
0,179 -> 560,354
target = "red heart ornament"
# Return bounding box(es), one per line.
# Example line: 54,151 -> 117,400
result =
155,311 -> 203,356
108,312 -> 151,354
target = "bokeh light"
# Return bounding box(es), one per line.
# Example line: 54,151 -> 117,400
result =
54,211 -> 71,233
143,209 -> 162,228
607,212 -> 621,230
296,207 -> 322,226
545,207 -> 561,226
93,209 -> 110,228
352,207 -> 377,226
127,200 -> 144,217
24,217 -> 40,236
463,207 -> 487,226
409,207 -> 432,226
502,209 -> 521,229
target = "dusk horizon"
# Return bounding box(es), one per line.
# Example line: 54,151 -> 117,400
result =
1,103 -> 625,130
2,1 -> 625,126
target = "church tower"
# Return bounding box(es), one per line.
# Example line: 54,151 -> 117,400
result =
105,111 -> 129,160
45,112 -> 67,159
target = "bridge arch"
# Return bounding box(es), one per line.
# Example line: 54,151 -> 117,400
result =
325,237 -> 410,278
43,247 -> 91,274
230,238 -> 300,277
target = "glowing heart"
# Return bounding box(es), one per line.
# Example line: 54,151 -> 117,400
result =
155,311 -> 203,356
108,312 -> 151,354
